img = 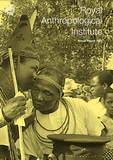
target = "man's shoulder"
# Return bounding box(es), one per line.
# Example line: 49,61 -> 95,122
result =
63,97 -> 87,103
88,98 -> 100,104
62,97 -> 87,111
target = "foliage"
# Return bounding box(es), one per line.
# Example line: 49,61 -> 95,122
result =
0,0 -> 113,83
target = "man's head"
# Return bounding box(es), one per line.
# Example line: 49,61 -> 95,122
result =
103,88 -> 113,117
0,46 -> 39,91
90,71 -> 113,98
31,66 -> 65,114
16,57 -> 39,91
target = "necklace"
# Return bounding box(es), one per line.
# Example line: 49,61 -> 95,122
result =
32,98 -> 70,146
35,103 -> 69,132
35,98 -> 69,132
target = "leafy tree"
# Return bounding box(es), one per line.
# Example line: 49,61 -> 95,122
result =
0,0 -> 113,83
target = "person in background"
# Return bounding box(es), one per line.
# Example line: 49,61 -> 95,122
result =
100,88 -> 113,159
109,70 -> 113,89
88,70 -> 113,118
100,88 -> 113,136
22,66 -> 104,160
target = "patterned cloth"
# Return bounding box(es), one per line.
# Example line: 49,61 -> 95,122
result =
53,147 -> 113,160
103,148 -> 113,160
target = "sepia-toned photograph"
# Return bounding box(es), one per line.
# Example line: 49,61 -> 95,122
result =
0,0 -> 113,160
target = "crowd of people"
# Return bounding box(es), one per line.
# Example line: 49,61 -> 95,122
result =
0,47 -> 113,160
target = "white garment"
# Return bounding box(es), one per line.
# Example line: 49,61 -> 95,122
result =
88,98 -> 106,118
0,93 -> 9,146
0,109 -> 9,146
23,97 -> 104,158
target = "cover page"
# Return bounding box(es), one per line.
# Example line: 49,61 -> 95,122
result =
0,0 -> 113,160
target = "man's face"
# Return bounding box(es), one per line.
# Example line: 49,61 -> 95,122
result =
31,79 -> 60,114
17,58 -> 39,91
90,76 -> 105,98
104,93 -> 113,116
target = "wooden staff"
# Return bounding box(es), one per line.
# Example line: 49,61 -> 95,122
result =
7,9 -> 37,160
8,48 -> 25,160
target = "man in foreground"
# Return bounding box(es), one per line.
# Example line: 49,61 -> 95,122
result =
22,66 -> 104,160
0,46 -> 39,127
0,46 -> 39,159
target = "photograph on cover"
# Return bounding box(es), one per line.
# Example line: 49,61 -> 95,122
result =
0,0 -> 113,160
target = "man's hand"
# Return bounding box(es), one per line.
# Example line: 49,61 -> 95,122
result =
2,96 -> 26,121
